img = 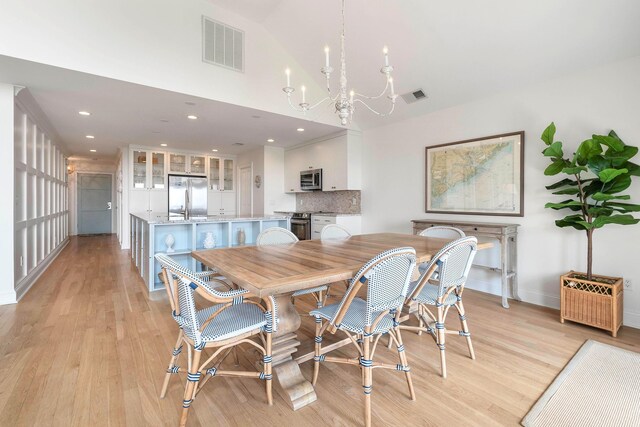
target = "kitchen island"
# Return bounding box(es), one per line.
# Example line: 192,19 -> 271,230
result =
130,213 -> 290,292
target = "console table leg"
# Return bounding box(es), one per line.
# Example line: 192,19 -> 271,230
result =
501,236 -> 510,309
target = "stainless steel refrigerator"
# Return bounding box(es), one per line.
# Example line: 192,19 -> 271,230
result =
168,174 -> 208,219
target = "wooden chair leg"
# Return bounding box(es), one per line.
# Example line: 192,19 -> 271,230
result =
457,302 -> 475,360
180,348 -> 202,427
417,304 -> 424,336
265,332 -> 273,405
161,330 -> 183,399
436,306 -> 447,379
312,316 -> 322,386
393,327 -> 415,400
362,336 -> 373,427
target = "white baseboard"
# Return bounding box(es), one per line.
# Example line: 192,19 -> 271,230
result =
624,310 -> 640,329
13,238 -> 69,302
0,290 -> 17,305
518,289 -> 561,310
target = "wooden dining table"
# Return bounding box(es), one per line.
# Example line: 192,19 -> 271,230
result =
192,232 -> 492,410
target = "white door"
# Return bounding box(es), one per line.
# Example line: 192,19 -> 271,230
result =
238,164 -> 252,216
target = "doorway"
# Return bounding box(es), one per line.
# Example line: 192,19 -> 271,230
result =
78,173 -> 112,235
238,164 -> 253,216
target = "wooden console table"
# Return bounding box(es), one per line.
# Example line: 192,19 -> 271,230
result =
411,219 -> 520,308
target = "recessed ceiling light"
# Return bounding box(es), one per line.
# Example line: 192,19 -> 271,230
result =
90,149 -> 97,152
78,111 -> 91,116
297,128 -> 305,132
211,149 -> 218,152
267,138 -> 275,143
160,143 -> 168,147
187,115 -> 198,120
86,135 -> 95,139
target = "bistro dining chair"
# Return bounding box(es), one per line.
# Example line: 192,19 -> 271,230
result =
417,226 -> 465,276
401,236 -> 478,379
320,223 -> 352,240
256,227 -> 328,308
156,253 -> 277,427
158,262 -> 237,400
309,247 -> 417,427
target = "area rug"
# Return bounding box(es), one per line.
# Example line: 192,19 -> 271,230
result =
522,340 -> 640,427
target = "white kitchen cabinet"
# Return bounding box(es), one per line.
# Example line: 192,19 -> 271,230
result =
208,157 -> 235,191
131,149 -> 167,190
284,130 -> 361,193
168,153 -> 207,175
130,189 -> 168,215
208,191 -> 236,216
310,214 -> 362,239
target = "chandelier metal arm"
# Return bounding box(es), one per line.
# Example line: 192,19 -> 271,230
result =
354,77 -> 391,101
353,97 -> 397,117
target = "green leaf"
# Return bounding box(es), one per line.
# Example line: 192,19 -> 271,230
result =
554,215 -> 591,230
541,122 -> 556,145
587,155 -> 610,175
562,166 -> 588,175
598,168 -> 628,183
592,214 -> 640,229
542,141 -> 563,158
624,161 -> 640,176
544,159 -> 567,176
587,207 -> 613,216
604,175 -> 632,193
593,134 -> 625,152
545,178 -> 577,190
608,129 -> 623,142
591,192 -> 630,201
604,146 -> 639,167
545,200 -> 584,211
552,188 -> 580,195
576,139 -> 602,165
603,202 -> 640,212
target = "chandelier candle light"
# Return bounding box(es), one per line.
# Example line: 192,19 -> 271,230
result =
282,0 -> 397,125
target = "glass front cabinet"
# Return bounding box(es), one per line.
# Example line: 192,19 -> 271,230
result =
208,157 -> 234,191
168,153 -> 206,175
131,149 -> 166,190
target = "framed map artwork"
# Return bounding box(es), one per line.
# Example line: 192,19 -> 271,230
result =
425,131 -> 524,216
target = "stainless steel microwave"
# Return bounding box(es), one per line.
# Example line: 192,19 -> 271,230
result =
300,168 -> 322,191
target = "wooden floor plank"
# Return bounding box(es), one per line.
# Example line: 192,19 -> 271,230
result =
0,235 -> 638,426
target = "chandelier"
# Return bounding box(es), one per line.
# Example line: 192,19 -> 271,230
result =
282,0 -> 397,126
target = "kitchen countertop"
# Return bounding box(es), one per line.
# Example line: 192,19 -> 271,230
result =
130,212 -> 290,224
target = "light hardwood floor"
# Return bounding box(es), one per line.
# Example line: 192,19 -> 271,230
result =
1,235 -> 638,426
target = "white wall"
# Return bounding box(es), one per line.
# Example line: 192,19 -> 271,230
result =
237,146 -> 295,215
362,56 -> 640,327
0,84 -> 16,304
264,146 -> 295,214
0,0 -> 341,128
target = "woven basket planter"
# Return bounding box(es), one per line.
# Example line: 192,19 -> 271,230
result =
560,271 -> 623,337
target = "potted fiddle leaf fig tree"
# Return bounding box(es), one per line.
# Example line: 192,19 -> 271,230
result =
541,122 -> 640,336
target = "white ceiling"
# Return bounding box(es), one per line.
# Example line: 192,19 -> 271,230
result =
214,0 -> 640,129
0,56 -> 342,160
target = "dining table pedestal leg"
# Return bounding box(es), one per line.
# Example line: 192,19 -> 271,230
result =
271,293 -> 317,410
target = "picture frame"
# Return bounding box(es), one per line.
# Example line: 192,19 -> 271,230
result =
425,131 -> 525,216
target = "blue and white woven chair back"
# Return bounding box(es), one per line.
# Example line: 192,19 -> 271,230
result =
256,227 -> 299,246
320,224 -> 352,240
434,237 -> 478,296
155,253 -> 248,338
336,247 -> 416,326
419,226 -> 465,240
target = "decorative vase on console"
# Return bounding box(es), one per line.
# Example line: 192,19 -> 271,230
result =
165,233 -> 175,253
237,228 -> 246,246
203,231 -> 216,249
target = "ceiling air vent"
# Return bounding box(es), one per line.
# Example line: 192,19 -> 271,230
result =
232,142 -> 245,146
400,89 -> 428,104
202,16 -> 244,72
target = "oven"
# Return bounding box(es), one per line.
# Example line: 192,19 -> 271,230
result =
290,213 -> 311,240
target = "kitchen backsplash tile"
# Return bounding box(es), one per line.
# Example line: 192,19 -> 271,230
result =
296,190 -> 361,214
